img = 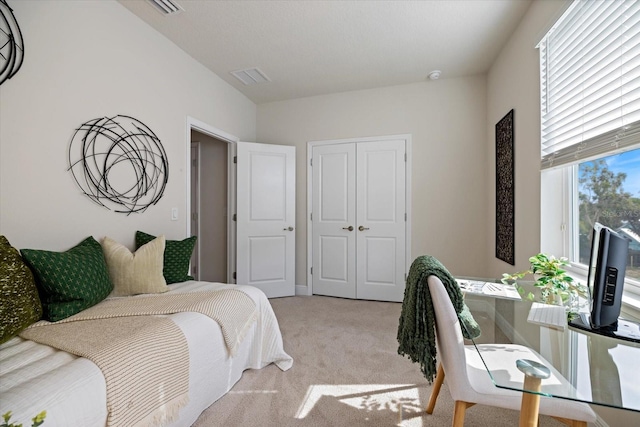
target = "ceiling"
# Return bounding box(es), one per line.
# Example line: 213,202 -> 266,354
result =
118,0 -> 533,104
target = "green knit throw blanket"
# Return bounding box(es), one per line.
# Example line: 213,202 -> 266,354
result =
397,255 -> 481,383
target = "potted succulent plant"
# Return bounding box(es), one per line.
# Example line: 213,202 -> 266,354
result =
502,253 -> 588,311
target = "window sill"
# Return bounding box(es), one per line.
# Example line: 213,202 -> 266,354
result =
564,265 -> 640,321
622,294 -> 640,321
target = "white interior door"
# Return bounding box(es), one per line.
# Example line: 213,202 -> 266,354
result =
311,138 -> 407,302
312,143 -> 357,298
355,140 -> 406,302
236,142 -> 296,298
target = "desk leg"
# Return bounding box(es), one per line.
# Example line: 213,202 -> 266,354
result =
516,359 -> 550,427
519,375 -> 542,427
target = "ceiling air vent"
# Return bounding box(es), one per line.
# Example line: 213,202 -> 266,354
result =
147,0 -> 183,16
230,68 -> 271,86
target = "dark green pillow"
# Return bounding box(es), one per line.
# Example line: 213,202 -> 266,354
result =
21,237 -> 113,322
135,231 -> 196,284
0,236 -> 43,343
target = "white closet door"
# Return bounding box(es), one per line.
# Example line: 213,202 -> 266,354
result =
236,142 -> 296,298
355,140 -> 406,302
312,143 -> 357,298
311,139 -> 407,302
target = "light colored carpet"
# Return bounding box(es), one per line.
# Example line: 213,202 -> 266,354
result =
193,295 -> 565,426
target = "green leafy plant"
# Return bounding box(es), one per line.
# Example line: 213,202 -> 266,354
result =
1,411 -> 46,427
502,253 -> 588,306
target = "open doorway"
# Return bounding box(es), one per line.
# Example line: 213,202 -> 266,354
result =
190,129 -> 229,282
186,117 -> 296,296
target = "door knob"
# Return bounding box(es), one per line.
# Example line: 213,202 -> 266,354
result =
342,226 -> 354,231
358,226 -> 370,231
283,226 -> 294,231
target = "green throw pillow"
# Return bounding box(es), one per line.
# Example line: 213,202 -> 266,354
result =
135,231 -> 196,284
0,236 -> 43,344
21,237 -> 113,322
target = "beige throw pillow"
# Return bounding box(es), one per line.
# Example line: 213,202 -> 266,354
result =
102,235 -> 168,296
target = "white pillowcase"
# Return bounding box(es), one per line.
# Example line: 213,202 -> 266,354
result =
101,235 -> 168,296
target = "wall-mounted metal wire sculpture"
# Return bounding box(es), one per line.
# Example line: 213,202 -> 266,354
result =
68,115 -> 169,215
0,0 -> 24,85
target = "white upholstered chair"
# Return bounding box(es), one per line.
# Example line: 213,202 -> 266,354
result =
425,275 -> 596,427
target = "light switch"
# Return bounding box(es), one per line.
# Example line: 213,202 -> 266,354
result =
171,208 -> 178,221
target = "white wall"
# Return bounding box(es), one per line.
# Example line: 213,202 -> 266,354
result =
257,76 -> 488,288
485,0 -> 570,277
0,0 -> 255,251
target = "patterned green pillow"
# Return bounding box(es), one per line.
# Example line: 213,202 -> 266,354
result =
20,237 -> 113,322
135,231 -> 196,284
0,236 -> 43,343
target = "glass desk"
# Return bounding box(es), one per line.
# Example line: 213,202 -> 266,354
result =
462,283 -> 640,425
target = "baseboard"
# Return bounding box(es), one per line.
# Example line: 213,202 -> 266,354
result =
465,299 -> 535,348
295,284 -> 311,296
494,309 -> 533,348
592,414 -> 609,427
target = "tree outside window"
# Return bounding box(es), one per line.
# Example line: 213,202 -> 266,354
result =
578,148 -> 640,281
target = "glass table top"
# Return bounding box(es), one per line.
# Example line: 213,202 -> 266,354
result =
461,281 -> 640,413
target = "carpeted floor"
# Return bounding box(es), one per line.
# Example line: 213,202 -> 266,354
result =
192,295 -> 566,426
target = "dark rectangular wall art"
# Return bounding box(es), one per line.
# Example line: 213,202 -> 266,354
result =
495,109 -> 515,265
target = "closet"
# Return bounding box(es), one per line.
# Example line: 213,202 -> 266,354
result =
310,137 -> 409,302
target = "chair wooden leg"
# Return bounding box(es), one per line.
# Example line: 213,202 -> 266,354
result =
452,401 -> 475,427
452,401 -> 467,427
426,364 -> 445,414
551,417 -> 587,427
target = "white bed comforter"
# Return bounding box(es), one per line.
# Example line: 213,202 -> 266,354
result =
0,282 -> 293,427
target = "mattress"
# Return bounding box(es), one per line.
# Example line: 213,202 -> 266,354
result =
0,281 -> 293,427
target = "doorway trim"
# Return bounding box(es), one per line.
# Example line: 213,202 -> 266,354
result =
186,116 -> 239,283
190,141 -> 201,280
306,134 -> 412,297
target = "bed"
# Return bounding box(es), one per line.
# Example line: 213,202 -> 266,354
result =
0,281 -> 293,427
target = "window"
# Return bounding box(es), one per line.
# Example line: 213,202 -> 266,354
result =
539,0 -> 640,294
577,148 -> 640,289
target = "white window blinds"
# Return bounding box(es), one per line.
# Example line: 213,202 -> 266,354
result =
539,0 -> 640,169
